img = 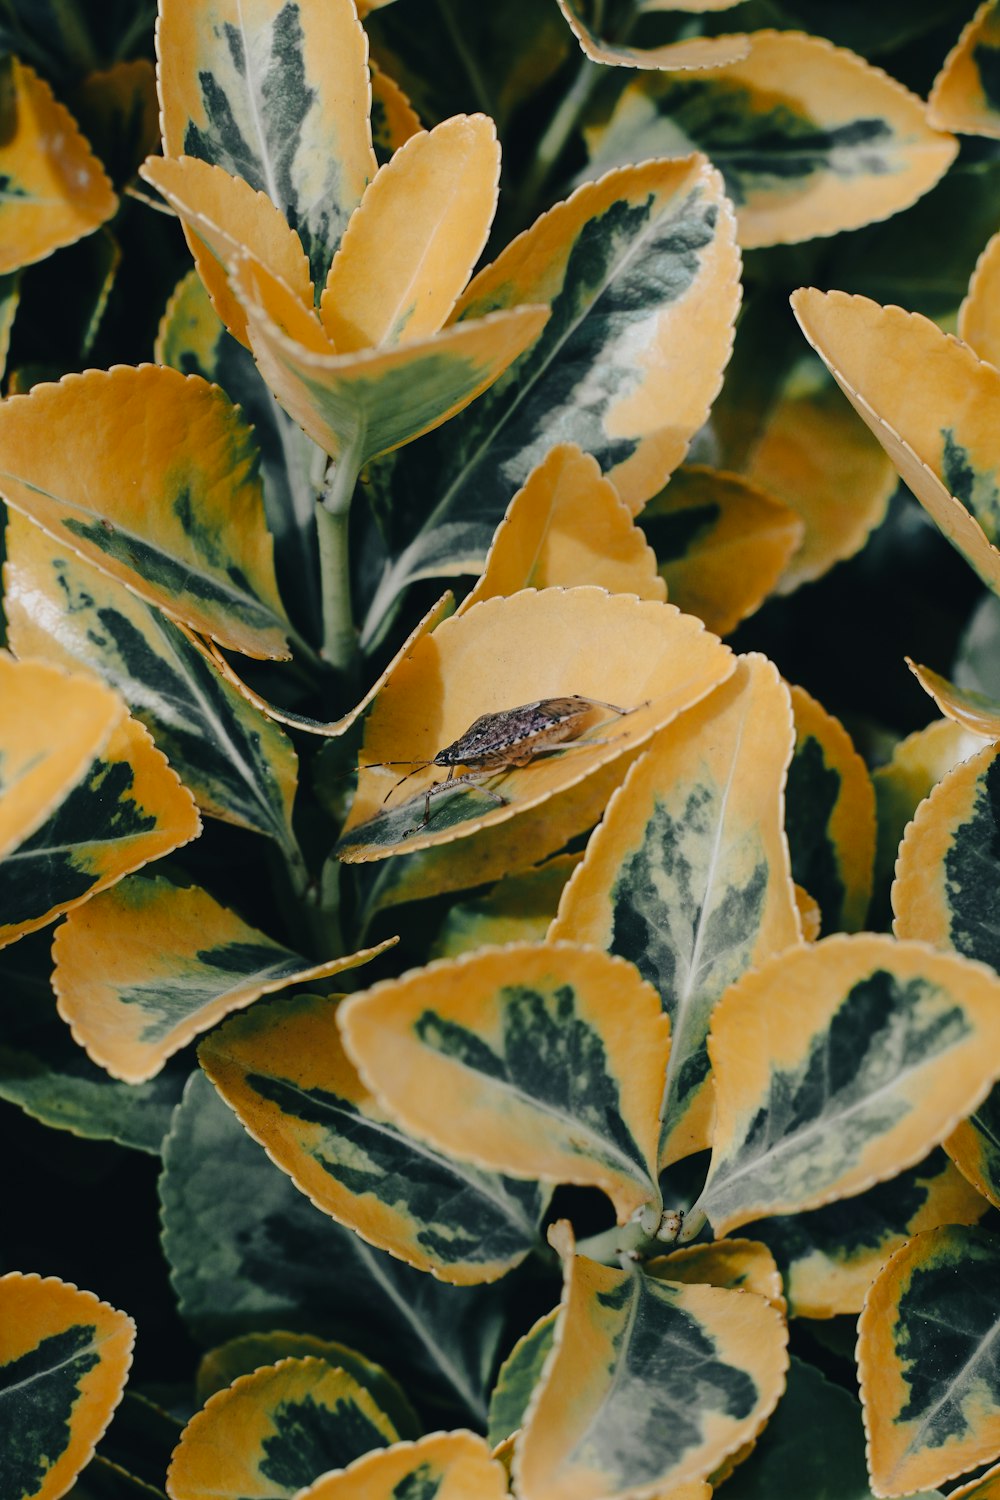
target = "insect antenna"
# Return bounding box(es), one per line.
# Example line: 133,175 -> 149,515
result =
375,759 -> 434,805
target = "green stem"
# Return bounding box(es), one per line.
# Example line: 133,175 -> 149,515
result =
510,54 -> 603,230
113,3 -> 157,60
316,442 -> 362,674
575,1199 -> 667,1265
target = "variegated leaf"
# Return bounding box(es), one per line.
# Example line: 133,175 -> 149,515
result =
584,31 -> 957,248
0,57 -> 117,275
4,512 -> 301,850
195,1333 -> 418,1436
0,366 -> 292,659
166,1358 -> 397,1500
550,655 -> 801,1166
648,1239 -> 784,1310
365,156 -> 740,623
1,715 -> 200,949
368,62 -> 421,164
860,1224 -> 1000,1495
961,229 -> 1000,368
556,0 -> 748,69
515,1224 -> 789,1500
339,943 -> 670,1222
293,1433 -> 508,1500
0,654 -> 124,860
162,1071 -> 507,1422
139,154 -> 313,348
322,115 -> 499,352
638,466 -> 803,635
199,991 -> 550,1284
488,1311 -> 556,1448
72,59 -> 160,188
0,271 -> 20,380
459,444 -> 665,616
52,875 -> 394,1083
744,357 -> 896,595
906,661 -> 1000,740
787,683 -> 875,934
929,0 -> 1000,138
947,1088 -> 1000,1211
338,588 -> 734,862
231,252 -> 549,466
157,0 -> 376,283
747,1146 -> 989,1319
792,289 -> 1000,598
873,714 -> 988,927
432,855 -> 581,960
953,1462 -> 1000,1499
690,935 -> 1000,1238
155,269 -> 323,637
893,740 -> 1000,968
0,1272 -> 135,1500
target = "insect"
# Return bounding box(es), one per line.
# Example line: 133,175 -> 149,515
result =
373,694 -> 644,830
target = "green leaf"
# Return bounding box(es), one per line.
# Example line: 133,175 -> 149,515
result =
0,1272 -> 135,1500
199,992 -> 551,1284
515,1226 -> 789,1500
52,874 -> 394,1083
0,366 -> 293,659
550,655 -> 801,1167
722,1355 -> 943,1500
860,1224 -> 1000,1495
363,154 -> 740,640
167,1358 -> 397,1500
5,511 -> 301,851
690,935 -> 1000,1237
747,1146 -> 989,1318
157,0 -> 377,283
160,1071 -> 507,1424
487,1311 -> 556,1448
340,944 -> 669,1224
156,270 -> 324,642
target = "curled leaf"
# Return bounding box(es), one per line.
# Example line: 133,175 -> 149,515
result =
929,0 -> 1000,139
960,229 -> 1000,368
556,0 -> 749,70
294,1432 -> 509,1500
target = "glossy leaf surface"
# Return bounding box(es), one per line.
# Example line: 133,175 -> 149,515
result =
0,716 -> 200,949
0,366 -> 291,659
294,1433 -> 508,1500
550,655 -> 800,1165
0,57 -> 117,275
860,1225 -> 1000,1494
370,155 -> 740,610
166,1358 -> 397,1500
161,1072 -> 506,1422
459,443 -> 665,614
585,31 -> 956,248
52,875 -> 393,1082
4,513 -> 300,848
0,1272 -> 134,1500
929,0 -> 1000,138
786,684 -> 875,934
340,943 -> 670,1221
199,991 -> 550,1284
157,0 -> 376,282
338,588 -> 733,861
694,935 -> 1000,1236
515,1228 -> 788,1500
638,467 -> 802,635
793,289 -> 1000,598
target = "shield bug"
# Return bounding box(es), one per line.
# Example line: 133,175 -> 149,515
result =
374,694 -> 644,829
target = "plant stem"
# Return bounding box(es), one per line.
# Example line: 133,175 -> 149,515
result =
316,441 -> 362,675
575,1199 -> 666,1264
511,54 -> 603,230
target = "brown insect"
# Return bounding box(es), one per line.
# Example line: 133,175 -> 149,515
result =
374,694 -> 644,829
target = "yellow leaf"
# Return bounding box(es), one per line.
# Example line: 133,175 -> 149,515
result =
295,1433 -> 508,1500
794,884 -> 822,942
157,0 -> 376,282
337,587 -> 734,862
340,943 -> 670,1223
0,365 -> 291,659
232,251 -> 549,464
52,874 -> 395,1083
960,229 -> 1000,369
0,1271 -> 135,1500
0,714 -> 201,949
556,0 -> 749,69
640,466 -> 803,634
322,115 -> 500,352
792,288 -> 1000,596
929,0 -> 1000,139
906,658 -> 1000,739
459,443 -> 666,615
0,654 -> 124,861
649,1238 -> 786,1312
139,154 -> 313,348
73,59 -> 160,188
0,57 -> 117,275
369,61 -> 422,161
